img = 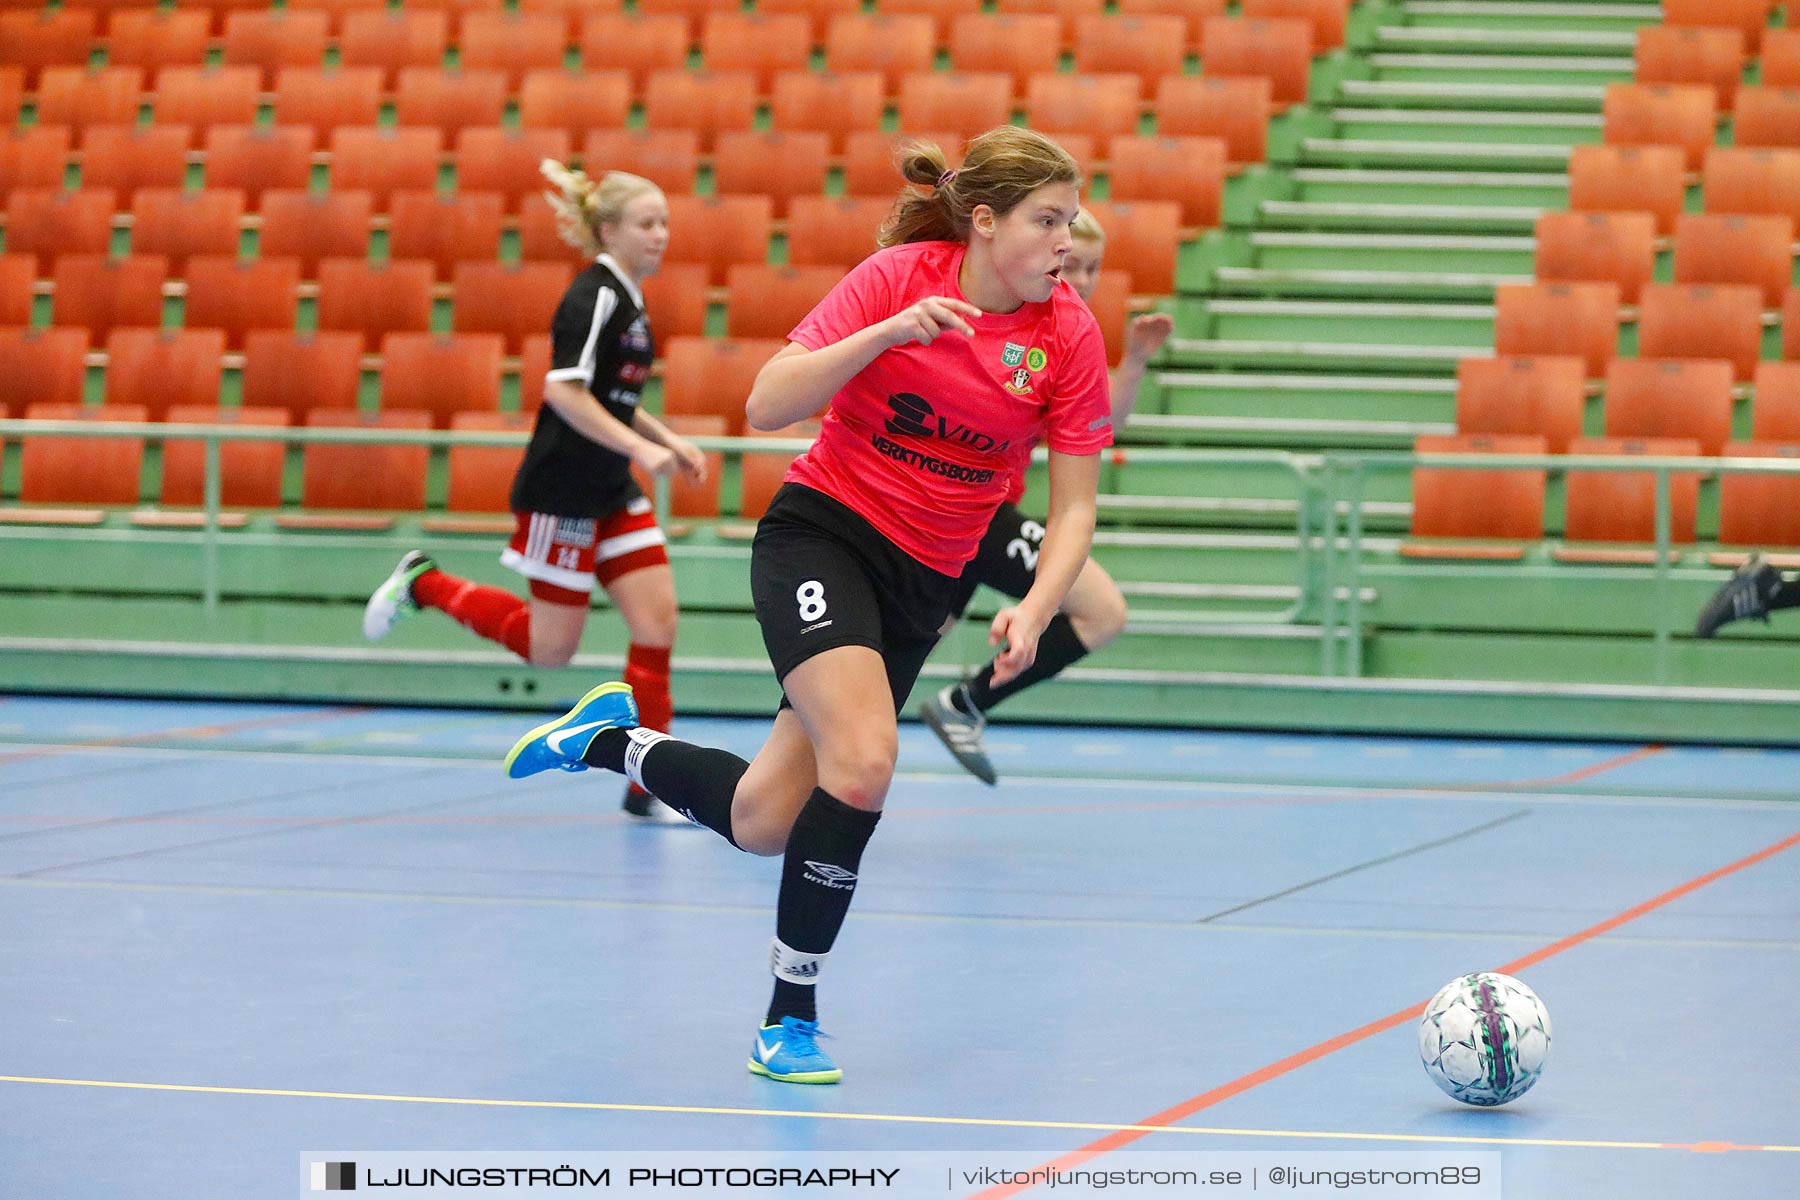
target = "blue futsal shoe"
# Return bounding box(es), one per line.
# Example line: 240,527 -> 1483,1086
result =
503,682 -> 638,779
747,1016 -> 841,1084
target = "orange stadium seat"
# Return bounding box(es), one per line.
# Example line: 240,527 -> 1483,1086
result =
517,334 -> 551,412
1023,73 -> 1140,157
1241,0 -> 1347,52
315,258 -> 435,342
0,127 -> 71,199
518,0 -> 622,40
785,196 -> 892,269
662,193 -> 773,285
151,66 -> 261,142
1560,436 -> 1701,551
19,402 -> 147,506
517,71 -> 632,140
1401,433 -> 1546,559
515,202 -> 583,265
49,253 -> 166,343
159,404 -> 291,509
288,0 -> 389,35
272,68 -> 384,148
1734,87 -> 1800,149
379,331 -> 504,428
898,73 -> 1017,145
240,329 -> 366,422
104,9 -> 211,81
1200,16 -> 1313,110
577,14 -> 688,95
1493,281 -> 1621,379
1116,0 -> 1226,51
4,188 -> 116,272
1763,29 -> 1800,89
993,0 -> 1104,47
840,129 -> 960,198
579,128 -> 700,194
0,10 -> 98,89
202,126 -> 314,210
329,127 -> 443,211
102,327 -> 225,420
1718,441 -> 1800,546
1073,15 -> 1187,99
0,252 -> 32,327
258,190 -> 372,278
338,10 -> 450,86
738,423 -> 817,518
1603,357 -> 1735,456
878,0 -> 981,42
300,408 -> 431,512
1671,212 -> 1796,307
637,262 -> 710,341
0,328 -> 89,417
1533,210 -> 1657,305
1106,136 -> 1227,228
1083,268 -> 1130,367
1662,0 -> 1771,55
1154,75 -> 1272,169
451,261 -> 573,353
948,15 -> 1062,98
221,10 -> 330,87
181,255 -> 301,349
1637,283 -> 1764,381
79,125 -> 191,206
768,72 -> 886,154
405,0 -> 506,36
393,68 -> 508,138
702,13 -> 812,95
458,12 -> 568,89
711,131 -> 831,219
1634,25 -> 1744,110
758,0 -> 860,42
35,67 -> 143,142
825,15 -> 938,96
129,189 -> 245,274
1753,359 -> 1800,439
659,336 -> 786,435
1567,144 -> 1686,235
1079,200 -> 1181,294
1780,287 -> 1800,360
724,264 -> 839,339
1454,355 -> 1586,455
445,411 -> 533,513
1602,83 -> 1717,172
641,71 -> 759,153
1702,146 -> 1800,221
387,191 -> 505,280
633,0 -> 719,41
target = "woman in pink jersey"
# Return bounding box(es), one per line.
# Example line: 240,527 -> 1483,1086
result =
500,128 -> 1111,1083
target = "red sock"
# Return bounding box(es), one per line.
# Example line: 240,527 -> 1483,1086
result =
413,569 -> 531,661
625,643 -> 673,734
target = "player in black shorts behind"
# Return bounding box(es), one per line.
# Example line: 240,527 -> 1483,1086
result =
918,210 -> 1173,783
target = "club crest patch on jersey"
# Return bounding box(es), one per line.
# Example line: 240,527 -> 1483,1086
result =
1003,367 -> 1034,396
622,318 -> 651,353
1002,342 -> 1026,368
1026,346 -> 1047,372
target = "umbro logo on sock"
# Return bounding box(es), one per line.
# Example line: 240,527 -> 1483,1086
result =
803,861 -> 857,890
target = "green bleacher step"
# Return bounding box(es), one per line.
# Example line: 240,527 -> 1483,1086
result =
1244,231 -> 1536,275
1373,26 -> 1636,53
1176,297 -> 1495,347
1336,80 -> 1606,112
1366,53 -> 1633,86
1300,138 -> 1577,170
1328,108 -> 1602,145
1154,370 -> 1457,431
1212,266 -> 1527,301
1257,200 -> 1545,233
1397,2 -> 1661,36
1286,168 -> 1570,210
1165,338 -> 1472,372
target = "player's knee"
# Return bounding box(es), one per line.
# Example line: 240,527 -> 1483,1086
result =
527,630 -> 580,669
817,734 -> 897,810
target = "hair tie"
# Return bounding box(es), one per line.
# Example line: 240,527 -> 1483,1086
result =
935,169 -> 957,190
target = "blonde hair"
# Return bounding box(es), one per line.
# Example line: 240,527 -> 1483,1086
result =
878,126 -> 1082,247
1071,209 -> 1105,244
539,158 -> 660,257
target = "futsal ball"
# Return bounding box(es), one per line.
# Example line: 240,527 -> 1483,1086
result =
1418,971 -> 1551,1106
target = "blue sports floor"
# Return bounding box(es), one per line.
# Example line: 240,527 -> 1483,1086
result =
0,694 -> 1796,1197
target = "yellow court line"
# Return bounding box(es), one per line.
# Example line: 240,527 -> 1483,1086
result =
1,1075 -> 1794,1155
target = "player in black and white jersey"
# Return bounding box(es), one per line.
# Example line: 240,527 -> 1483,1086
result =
363,160 -> 707,820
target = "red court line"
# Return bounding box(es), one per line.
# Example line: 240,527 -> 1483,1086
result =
1513,742 -> 1667,789
0,705 -> 367,767
968,826 -> 1800,1199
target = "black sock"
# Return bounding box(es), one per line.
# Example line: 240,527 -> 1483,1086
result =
1775,577 -> 1800,610
963,613 -> 1092,714
584,728 -> 747,848
766,787 -> 880,1026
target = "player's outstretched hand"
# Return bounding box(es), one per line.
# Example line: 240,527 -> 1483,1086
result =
632,440 -> 678,478
668,434 -> 709,484
987,604 -> 1048,687
1125,313 -> 1175,364
883,296 -> 983,348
